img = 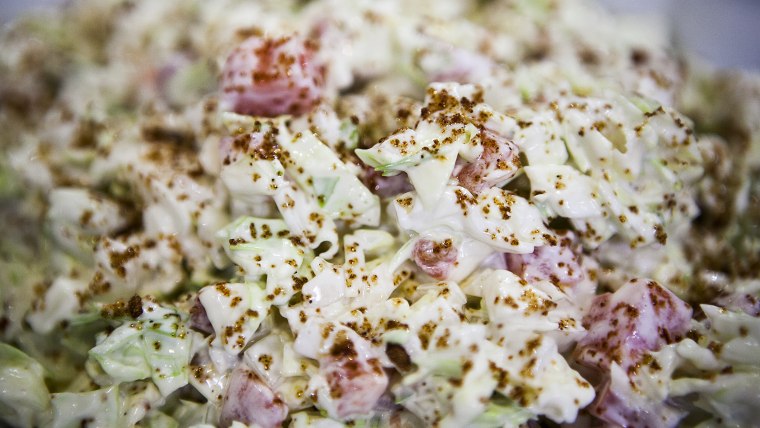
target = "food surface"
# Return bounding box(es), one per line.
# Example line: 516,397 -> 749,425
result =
0,0 -> 759,427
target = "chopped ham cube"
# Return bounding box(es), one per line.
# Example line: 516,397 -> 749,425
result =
321,331 -> 388,418
590,366 -> 685,428
574,279 -> 692,428
220,365 -> 288,428
455,128 -> 520,194
412,238 -> 458,280
506,230 -> 584,289
220,35 -> 324,117
575,278 -> 692,371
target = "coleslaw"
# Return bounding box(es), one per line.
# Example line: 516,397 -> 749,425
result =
0,0 -> 759,427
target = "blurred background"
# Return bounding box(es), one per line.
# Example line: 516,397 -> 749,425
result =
0,0 -> 62,26
1,0 -> 759,70
600,0 -> 760,71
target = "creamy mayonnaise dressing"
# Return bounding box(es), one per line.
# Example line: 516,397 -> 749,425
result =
0,0 -> 759,427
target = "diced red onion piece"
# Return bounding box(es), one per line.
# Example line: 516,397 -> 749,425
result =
712,292 -> 760,316
188,296 -> 214,335
359,165 -> 413,198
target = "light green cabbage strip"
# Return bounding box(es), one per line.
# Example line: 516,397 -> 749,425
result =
393,185 -> 550,255
217,216 -> 310,305
50,382 -> 162,428
89,302 -> 193,396
220,112 -> 380,226
46,187 -> 127,261
0,344 -> 51,428
141,411 -> 179,428
164,59 -> 216,107
198,282 -> 271,354
470,399 -> 534,428
280,129 -> 380,226
668,306 -> 760,426
339,120 -> 360,150
289,411 -> 346,428
356,116 -> 478,208
171,400 -> 218,427
51,386 -> 121,428
356,83 -> 499,208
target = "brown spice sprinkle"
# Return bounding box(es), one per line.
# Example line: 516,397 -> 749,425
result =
88,271 -> 112,297
654,224 -> 668,245
101,294 -> 143,319
141,123 -> 195,146
396,196 -> 413,208
384,319 -> 409,330
329,331 -> 358,360
258,354 -> 273,370
558,318 -> 576,330
108,246 -> 140,278
418,321 -> 437,350
488,361 -> 511,389
215,283 -> 232,297
79,209 -> 93,227
385,343 -> 412,372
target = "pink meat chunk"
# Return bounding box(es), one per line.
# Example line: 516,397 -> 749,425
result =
505,230 -> 584,289
575,278 -> 692,371
591,377 -> 684,428
220,35 -> 324,117
220,366 -> 288,428
412,238 -> 458,280
575,279 -> 692,428
321,333 -> 389,419
455,128 -> 520,194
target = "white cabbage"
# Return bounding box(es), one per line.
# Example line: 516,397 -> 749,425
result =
0,344 -> 51,428
89,300 -> 195,396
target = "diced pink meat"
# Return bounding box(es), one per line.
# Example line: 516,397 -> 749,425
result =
575,279 -> 692,371
188,296 -> 214,335
575,280 -> 692,428
321,332 -> 389,419
412,238 -> 458,280
505,230 -> 583,289
591,377 -> 684,428
219,366 -> 288,428
360,165 -> 413,198
324,358 -> 388,418
220,35 -> 324,117
455,128 -> 520,194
